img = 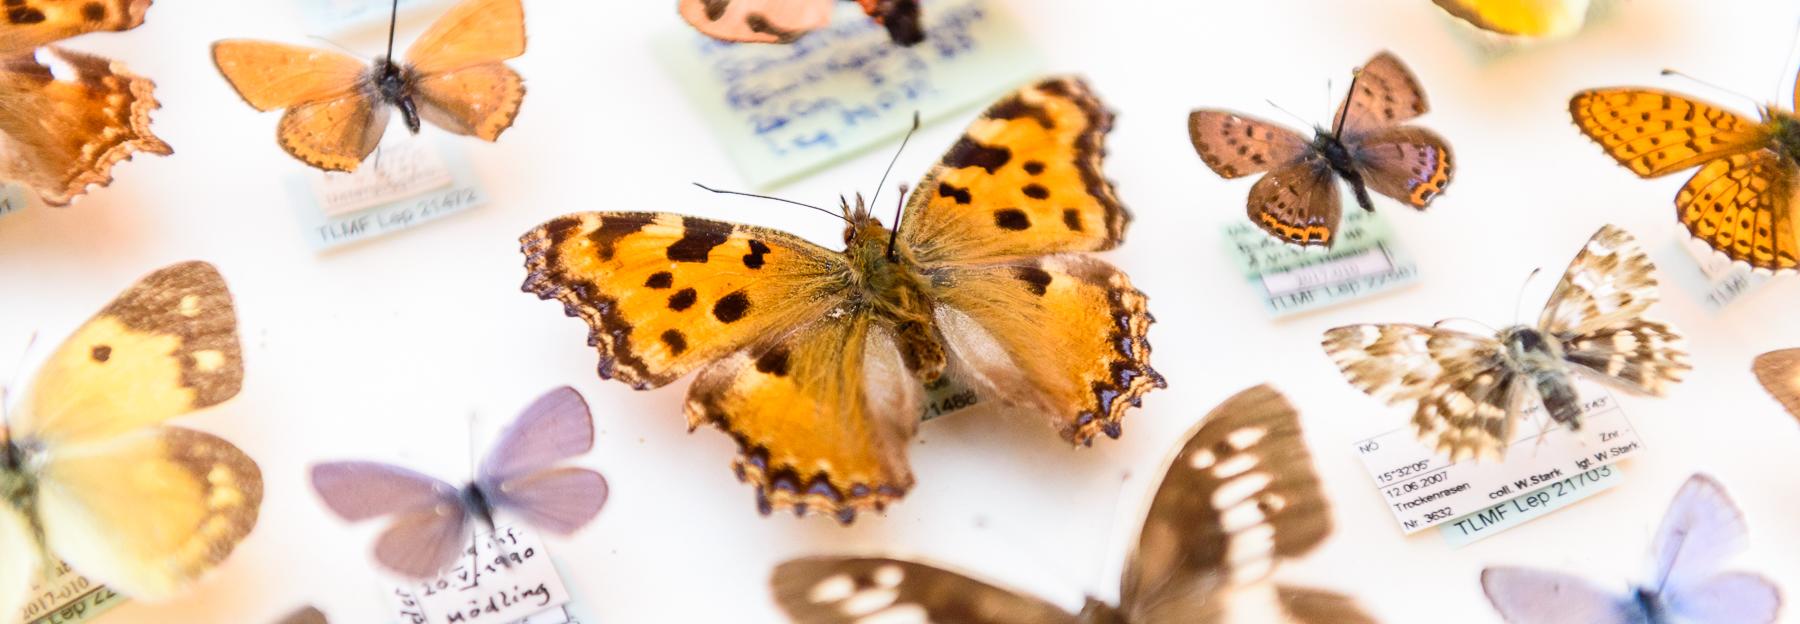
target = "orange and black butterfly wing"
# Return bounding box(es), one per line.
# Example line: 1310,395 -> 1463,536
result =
0,0 -> 150,56
677,0 -> 834,44
0,48 -> 170,205
403,0 -> 526,141
212,40 -> 385,172
1675,150 -> 1798,271
1348,126 -> 1453,210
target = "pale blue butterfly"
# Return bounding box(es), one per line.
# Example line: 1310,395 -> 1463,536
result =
1481,474 -> 1781,624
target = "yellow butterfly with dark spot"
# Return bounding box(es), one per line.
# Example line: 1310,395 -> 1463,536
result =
1571,71 -> 1800,273
772,386 -> 1376,623
1432,0 -> 1591,39
0,261 -> 261,618
520,76 -> 1162,523
0,0 -> 172,206
211,0 -> 525,172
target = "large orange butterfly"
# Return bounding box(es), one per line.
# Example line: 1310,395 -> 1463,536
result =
1571,76 -> 1800,272
1189,52 -> 1454,247
0,0 -> 172,206
520,77 -> 1161,522
212,0 -> 525,173
679,0 -> 922,46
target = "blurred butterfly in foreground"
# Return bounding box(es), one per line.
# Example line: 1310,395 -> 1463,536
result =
1571,66 -> 1800,272
1324,225 -> 1689,461
0,0 -> 173,206
310,386 -> 607,579
1482,474 -> 1782,624
521,76 -> 1161,523
275,606 -> 328,624
1753,348 -> 1800,421
679,0 -> 923,46
0,261 -> 261,619
1432,0 -> 1592,39
212,0 -> 525,173
1189,51 -> 1453,247
772,385 -> 1375,623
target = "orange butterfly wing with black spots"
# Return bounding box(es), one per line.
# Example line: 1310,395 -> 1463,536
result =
521,77 -> 1158,521
1571,88 -> 1796,271
677,0 -> 921,45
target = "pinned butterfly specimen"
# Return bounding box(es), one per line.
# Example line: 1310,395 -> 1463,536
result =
521,76 -> 1161,523
679,0 -> 923,46
1432,0 -> 1592,39
1753,348 -> 1800,421
211,0 -> 525,173
0,0 -> 173,206
1482,474 -> 1782,624
276,606 -> 328,624
1188,51 -> 1453,247
772,385 -> 1375,623
1571,68 -> 1800,272
1324,225 -> 1689,461
310,386 -> 607,579
0,261 -> 261,619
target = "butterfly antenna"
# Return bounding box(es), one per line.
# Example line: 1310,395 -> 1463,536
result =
869,112 -> 921,211
884,183 -> 908,262
1264,99 -> 1313,128
1512,268 -> 1544,325
692,183 -> 850,224
1661,69 -> 1764,113
383,0 -> 401,74
1332,66 -> 1363,132
306,35 -> 365,59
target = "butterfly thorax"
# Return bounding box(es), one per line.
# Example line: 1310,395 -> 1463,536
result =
1765,108 -> 1800,163
372,57 -> 422,134
1631,586 -> 1667,623
0,437 -> 40,517
1312,129 -> 1375,212
458,482 -> 498,532
841,196 -> 946,383
1499,325 -> 1566,371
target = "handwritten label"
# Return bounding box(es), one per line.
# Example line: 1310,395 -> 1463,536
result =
1439,465 -> 1622,547
390,526 -> 576,624
1663,234 -> 1772,312
1223,210 -> 1419,317
1353,377 -> 1643,534
20,563 -> 124,624
654,0 -> 1041,189
289,136 -> 487,252
296,0 -> 449,33
309,140 -> 454,218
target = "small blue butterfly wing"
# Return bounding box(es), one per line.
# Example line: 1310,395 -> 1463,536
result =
311,461 -> 470,578
1481,566 -> 1640,624
1647,474 -> 1781,623
477,386 -> 608,536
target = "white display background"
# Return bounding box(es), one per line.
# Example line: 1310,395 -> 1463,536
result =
2,0 -> 1798,622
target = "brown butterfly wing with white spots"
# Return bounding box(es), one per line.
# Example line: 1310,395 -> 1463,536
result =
1118,385 -> 1352,619
1538,225 -> 1689,395
1324,325 -> 1524,461
771,557 -> 1080,624
898,76 -> 1129,264
1332,51 -> 1430,137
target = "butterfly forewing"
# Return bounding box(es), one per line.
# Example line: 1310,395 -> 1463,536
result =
404,0 -> 524,141
898,76 -> 1130,263
771,557 -> 1081,624
1752,349 -> 1800,420
479,386 -> 594,482
1647,475 -> 1749,597
1538,225 -> 1689,395
1275,586 -> 1380,624
1186,111 -> 1312,180
311,461 -> 467,578
0,0 -> 150,56
1569,89 -> 1770,178
928,253 -> 1161,445
1333,52 -> 1430,138
485,467 -> 607,536
404,0 -> 524,76
1118,385 -> 1331,614
21,261 -> 241,446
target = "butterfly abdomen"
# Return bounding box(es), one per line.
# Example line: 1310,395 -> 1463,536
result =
1315,131 -> 1375,212
846,220 -> 945,382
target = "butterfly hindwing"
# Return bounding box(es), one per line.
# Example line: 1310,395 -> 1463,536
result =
1481,566 -> 1637,624
685,307 -> 919,521
898,76 -> 1129,264
1349,125 -> 1453,209
1538,225 -> 1689,394
404,0 -> 524,141
771,557 -> 1081,624
1324,324 -> 1520,460
929,253 -> 1160,445
37,426 -> 261,599
0,47 -> 170,205
21,261 -> 241,446
1752,348 -> 1800,420
310,461 -> 465,578
521,212 -> 851,390
1119,385 -> 1331,612
210,41 -> 367,113
1248,154 -> 1339,246
1675,150 -> 1799,271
